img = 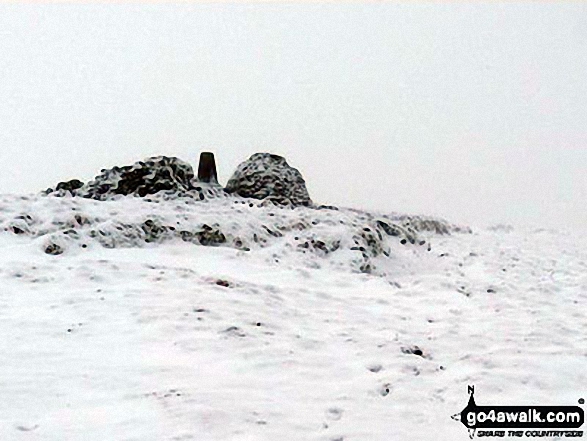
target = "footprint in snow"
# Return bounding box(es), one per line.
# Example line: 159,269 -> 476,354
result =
144,389 -> 183,399
366,363 -> 383,373
325,407 -> 343,421
16,424 -> 39,432
221,326 -> 246,337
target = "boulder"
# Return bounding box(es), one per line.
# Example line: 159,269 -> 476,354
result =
56,179 -> 84,194
225,153 -> 312,207
44,179 -> 84,196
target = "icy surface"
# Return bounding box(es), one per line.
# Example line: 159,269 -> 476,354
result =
0,194 -> 585,440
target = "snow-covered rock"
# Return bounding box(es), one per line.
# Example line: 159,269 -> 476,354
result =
0,193 -> 465,275
81,156 -> 196,199
225,153 -> 312,207
53,179 -> 84,195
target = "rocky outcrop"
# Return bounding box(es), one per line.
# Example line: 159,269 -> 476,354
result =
225,153 -> 312,207
54,179 -> 84,194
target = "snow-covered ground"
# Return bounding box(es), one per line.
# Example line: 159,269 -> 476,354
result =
0,194 -> 585,440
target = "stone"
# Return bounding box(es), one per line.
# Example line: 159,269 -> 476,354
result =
56,179 -> 84,194
195,224 -> 226,246
225,153 -> 312,207
44,243 -> 64,255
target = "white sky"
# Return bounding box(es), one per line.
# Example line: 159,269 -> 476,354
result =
0,3 -> 585,230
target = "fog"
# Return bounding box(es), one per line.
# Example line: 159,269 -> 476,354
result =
1,3 -> 585,230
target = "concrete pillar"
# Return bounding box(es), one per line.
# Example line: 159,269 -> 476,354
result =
197,152 -> 218,184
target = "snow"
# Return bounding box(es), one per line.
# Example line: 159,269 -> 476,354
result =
0,193 -> 585,440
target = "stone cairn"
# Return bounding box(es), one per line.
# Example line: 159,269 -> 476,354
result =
225,153 -> 312,207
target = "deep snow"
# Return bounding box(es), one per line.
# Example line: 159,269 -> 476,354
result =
0,193 -> 585,440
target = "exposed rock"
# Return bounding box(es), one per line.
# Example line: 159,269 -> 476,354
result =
194,224 -> 226,246
225,153 -> 312,207
141,219 -> 173,243
44,179 -> 84,196
401,345 -> 426,358
44,243 -> 64,255
55,179 -> 84,195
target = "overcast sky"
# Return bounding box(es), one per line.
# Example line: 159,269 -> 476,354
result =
0,3 -> 585,230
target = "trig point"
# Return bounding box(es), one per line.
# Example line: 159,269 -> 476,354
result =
197,152 -> 219,185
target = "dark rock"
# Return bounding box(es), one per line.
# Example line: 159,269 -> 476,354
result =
141,219 -> 171,243
179,230 -> 194,242
74,214 -> 90,226
359,263 -> 372,273
55,179 -> 84,194
225,153 -> 312,207
44,243 -> 64,255
194,224 -> 226,246
401,345 -> 426,358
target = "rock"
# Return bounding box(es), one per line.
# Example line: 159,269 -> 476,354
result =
401,345 -> 426,358
141,219 -> 172,243
56,179 -> 84,194
44,243 -> 64,255
44,179 -> 84,196
195,224 -> 226,246
225,153 -> 312,207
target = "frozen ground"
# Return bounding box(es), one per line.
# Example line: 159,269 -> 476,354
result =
0,194 -> 586,440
